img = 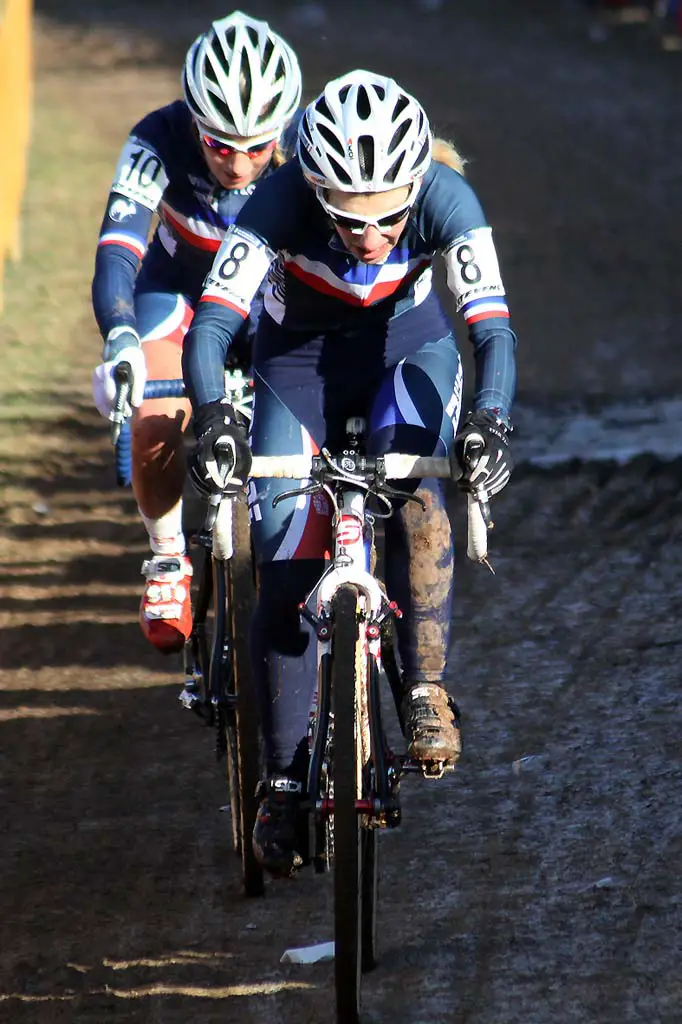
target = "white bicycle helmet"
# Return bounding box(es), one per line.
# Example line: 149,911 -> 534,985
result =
182,11 -> 302,141
297,70 -> 432,192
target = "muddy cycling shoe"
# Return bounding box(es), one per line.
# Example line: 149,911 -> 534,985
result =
252,776 -> 305,878
402,683 -> 462,763
139,554 -> 193,655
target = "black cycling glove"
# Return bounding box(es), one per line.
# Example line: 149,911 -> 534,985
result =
453,409 -> 513,497
189,398 -> 252,498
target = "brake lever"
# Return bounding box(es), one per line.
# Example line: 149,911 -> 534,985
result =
111,361 -> 132,445
272,481 -> 321,508
377,484 -> 426,509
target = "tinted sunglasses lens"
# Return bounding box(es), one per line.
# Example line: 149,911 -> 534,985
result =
202,136 -> 270,157
332,213 -> 368,233
202,135 -> 231,153
377,206 -> 411,228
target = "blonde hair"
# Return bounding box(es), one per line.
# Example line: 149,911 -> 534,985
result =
271,142 -> 287,169
432,137 -> 466,175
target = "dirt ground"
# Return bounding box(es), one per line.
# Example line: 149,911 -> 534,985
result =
1,2 -> 681,1021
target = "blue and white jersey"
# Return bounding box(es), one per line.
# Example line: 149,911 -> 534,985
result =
91,100 -> 298,341
184,157 -> 517,414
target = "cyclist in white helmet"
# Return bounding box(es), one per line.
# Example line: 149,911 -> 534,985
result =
183,69 -> 518,876
91,12 -> 302,654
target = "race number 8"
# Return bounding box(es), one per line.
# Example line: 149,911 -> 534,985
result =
218,241 -> 251,280
456,244 -> 482,286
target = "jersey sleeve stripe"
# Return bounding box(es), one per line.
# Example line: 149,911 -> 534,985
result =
198,295 -> 249,318
461,296 -> 510,322
466,307 -> 511,323
98,233 -> 147,259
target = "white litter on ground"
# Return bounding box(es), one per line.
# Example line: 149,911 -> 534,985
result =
280,942 -> 335,964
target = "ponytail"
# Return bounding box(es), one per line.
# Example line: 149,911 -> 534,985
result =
432,137 -> 467,175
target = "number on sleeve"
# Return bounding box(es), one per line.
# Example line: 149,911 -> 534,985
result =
202,227 -> 275,315
217,241 -> 251,281
444,227 -> 505,311
455,243 -> 482,286
111,137 -> 169,210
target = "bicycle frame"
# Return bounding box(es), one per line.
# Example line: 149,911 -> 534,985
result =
255,421 -> 491,1022
298,454 -> 398,833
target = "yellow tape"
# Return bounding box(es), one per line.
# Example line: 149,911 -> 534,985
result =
0,0 -> 33,312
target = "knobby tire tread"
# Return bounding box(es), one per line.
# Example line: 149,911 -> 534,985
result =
332,584 -> 364,1024
211,559 -> 242,857
229,496 -> 264,898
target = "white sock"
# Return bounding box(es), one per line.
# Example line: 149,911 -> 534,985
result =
140,500 -> 186,556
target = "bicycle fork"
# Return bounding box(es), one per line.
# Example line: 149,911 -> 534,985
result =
299,481 -> 402,839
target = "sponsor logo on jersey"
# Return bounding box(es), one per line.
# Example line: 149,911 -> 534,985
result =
109,198 -> 137,222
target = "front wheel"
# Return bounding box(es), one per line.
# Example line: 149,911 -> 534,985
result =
331,584 -> 377,1023
228,496 -> 264,898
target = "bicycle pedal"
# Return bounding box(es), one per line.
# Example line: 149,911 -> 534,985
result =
178,687 -> 198,708
178,685 -> 207,716
420,759 -> 456,780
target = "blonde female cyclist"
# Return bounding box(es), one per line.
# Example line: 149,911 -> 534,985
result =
183,70 -> 517,876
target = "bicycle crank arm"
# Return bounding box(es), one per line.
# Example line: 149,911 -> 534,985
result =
399,756 -> 457,780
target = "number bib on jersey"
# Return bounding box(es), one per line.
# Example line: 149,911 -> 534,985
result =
111,136 -> 169,210
202,226 -> 275,315
444,227 -> 507,319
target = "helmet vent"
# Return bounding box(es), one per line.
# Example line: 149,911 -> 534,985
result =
318,123 -> 344,157
356,86 -> 372,120
387,120 -> 410,155
260,96 -> 278,120
210,94 -> 233,124
414,137 -> 430,171
246,26 -> 260,48
338,85 -> 351,104
328,154 -> 352,186
224,26 -> 236,48
358,136 -> 374,180
315,96 -> 333,122
393,95 -> 409,121
299,146 -> 319,175
182,68 -> 201,116
240,53 -> 253,105
300,116 -> 314,146
385,151 -> 405,184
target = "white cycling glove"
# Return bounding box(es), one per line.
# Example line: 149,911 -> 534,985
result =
92,329 -> 147,420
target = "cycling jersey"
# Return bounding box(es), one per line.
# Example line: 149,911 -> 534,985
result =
182,156 -> 518,416
91,99 -> 298,344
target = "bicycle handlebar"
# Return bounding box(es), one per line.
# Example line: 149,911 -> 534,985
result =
248,454 -> 492,565
109,380 -> 492,563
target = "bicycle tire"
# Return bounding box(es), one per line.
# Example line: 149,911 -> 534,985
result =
332,583 -> 370,1024
222,698 -> 242,857
361,827 -> 378,972
228,495 -> 265,898
211,558 -> 242,857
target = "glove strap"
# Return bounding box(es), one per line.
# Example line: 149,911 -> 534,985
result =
103,326 -> 141,362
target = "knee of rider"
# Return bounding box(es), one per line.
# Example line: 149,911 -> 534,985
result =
131,410 -> 186,459
396,483 -> 449,535
256,560 -> 324,655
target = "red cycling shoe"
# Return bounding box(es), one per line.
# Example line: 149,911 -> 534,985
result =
139,554 -> 193,654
